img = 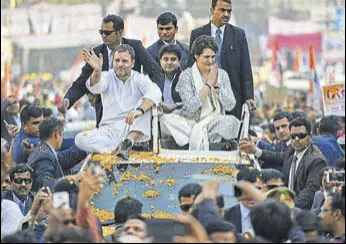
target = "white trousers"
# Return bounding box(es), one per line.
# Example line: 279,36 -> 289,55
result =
75,111 -> 151,154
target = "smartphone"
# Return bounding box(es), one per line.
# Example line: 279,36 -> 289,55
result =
43,178 -> 56,192
53,192 -> 70,210
3,120 -> 10,128
22,140 -> 32,149
146,219 -> 191,243
327,170 -> 345,183
89,162 -> 102,175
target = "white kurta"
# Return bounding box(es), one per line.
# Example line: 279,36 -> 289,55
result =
75,70 -> 162,154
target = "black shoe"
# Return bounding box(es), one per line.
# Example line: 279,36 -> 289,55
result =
117,139 -> 133,161
116,163 -> 128,172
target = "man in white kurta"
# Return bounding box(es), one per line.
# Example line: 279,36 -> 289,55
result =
75,45 -> 162,156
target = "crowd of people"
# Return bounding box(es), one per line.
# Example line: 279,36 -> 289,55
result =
1,0 -> 345,243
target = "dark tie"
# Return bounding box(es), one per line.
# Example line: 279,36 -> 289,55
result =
289,156 -> 298,191
215,29 -> 222,67
110,49 -> 115,69
280,141 -> 288,152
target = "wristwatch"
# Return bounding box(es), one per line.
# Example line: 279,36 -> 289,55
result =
136,107 -> 145,115
175,102 -> 183,109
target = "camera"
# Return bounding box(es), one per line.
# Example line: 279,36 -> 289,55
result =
326,169 -> 345,183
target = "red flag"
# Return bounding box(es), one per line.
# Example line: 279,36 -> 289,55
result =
308,46 -> 316,94
292,47 -> 302,72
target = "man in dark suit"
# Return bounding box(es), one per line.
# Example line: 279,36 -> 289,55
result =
188,0 -> 255,119
224,168 -> 261,234
258,112 -> 294,154
147,12 -> 189,71
28,117 -> 87,192
2,164 -> 35,216
240,117 -> 328,209
313,116 -> 345,166
58,15 -> 164,127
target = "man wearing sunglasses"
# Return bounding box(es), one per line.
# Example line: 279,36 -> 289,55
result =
2,164 -> 35,216
58,15 -> 164,128
240,117 -> 327,209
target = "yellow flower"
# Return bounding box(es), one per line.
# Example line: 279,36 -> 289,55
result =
166,178 -> 178,187
142,190 -> 161,198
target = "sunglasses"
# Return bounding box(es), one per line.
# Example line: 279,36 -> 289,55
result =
4,179 -> 11,184
31,121 -> 41,125
266,184 -> 285,191
99,30 -> 116,36
162,57 -> 178,62
13,178 -> 32,185
180,204 -> 193,212
290,133 -> 309,140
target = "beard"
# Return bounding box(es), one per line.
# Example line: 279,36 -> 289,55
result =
115,68 -> 132,79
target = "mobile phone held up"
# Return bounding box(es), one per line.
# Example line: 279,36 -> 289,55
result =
326,169 -> 345,183
22,139 -> 32,149
53,191 -> 70,210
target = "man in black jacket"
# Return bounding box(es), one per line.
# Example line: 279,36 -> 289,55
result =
188,0 -> 255,119
158,44 -> 183,114
147,12 -> 189,71
58,15 -> 164,127
240,117 -> 328,209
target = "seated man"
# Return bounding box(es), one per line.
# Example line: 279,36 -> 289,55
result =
75,44 -> 162,159
158,44 -> 184,115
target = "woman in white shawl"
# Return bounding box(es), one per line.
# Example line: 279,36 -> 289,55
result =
160,35 -> 240,150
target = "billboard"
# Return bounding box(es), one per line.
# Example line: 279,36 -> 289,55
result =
322,83 -> 345,116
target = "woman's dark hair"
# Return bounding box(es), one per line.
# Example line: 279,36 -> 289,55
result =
191,35 -> 218,58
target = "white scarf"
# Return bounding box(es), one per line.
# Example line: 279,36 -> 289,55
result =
189,63 -> 223,150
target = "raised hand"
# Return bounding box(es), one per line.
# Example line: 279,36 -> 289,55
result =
207,63 -> 218,87
57,98 -> 70,114
81,48 -> 103,72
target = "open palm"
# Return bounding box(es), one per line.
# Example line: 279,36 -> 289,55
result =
82,48 -> 103,72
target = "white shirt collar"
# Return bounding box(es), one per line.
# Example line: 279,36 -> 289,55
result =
162,39 -> 177,45
106,39 -> 123,56
294,146 -> 310,161
45,141 -> 57,157
211,22 -> 226,37
239,202 -> 251,218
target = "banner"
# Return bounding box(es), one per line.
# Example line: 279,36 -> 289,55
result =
322,83 -> 345,116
